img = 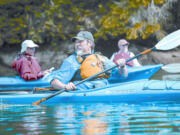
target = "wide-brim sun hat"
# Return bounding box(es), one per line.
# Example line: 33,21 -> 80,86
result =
21,40 -> 39,53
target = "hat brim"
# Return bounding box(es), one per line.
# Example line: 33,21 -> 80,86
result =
27,44 -> 39,48
72,36 -> 86,42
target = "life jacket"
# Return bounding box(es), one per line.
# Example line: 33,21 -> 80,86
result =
113,52 -> 134,67
77,54 -> 110,79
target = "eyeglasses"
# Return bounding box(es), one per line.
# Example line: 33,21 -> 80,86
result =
28,47 -> 36,51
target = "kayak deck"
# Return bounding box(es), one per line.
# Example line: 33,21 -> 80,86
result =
0,64 -> 163,91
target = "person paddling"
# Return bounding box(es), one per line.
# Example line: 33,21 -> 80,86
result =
12,40 -> 53,81
111,39 -> 141,67
50,31 -> 128,91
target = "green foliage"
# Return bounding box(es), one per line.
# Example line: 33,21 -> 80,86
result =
0,0 -> 177,47
97,0 -> 175,40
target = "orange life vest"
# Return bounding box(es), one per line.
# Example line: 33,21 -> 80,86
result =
77,54 -> 110,79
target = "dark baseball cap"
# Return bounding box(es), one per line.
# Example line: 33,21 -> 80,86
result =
72,31 -> 94,42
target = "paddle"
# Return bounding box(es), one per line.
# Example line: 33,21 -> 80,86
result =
162,63 -> 180,73
33,29 -> 180,105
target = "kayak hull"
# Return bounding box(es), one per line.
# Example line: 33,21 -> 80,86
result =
1,91 -> 180,104
1,79 -> 180,104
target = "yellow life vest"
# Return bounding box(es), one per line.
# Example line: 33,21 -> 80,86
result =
77,54 -> 110,79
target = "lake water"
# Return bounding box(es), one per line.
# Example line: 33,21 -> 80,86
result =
1,102 -> 180,135
1,71 -> 180,134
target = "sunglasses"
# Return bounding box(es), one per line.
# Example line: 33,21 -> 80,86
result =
122,43 -> 129,46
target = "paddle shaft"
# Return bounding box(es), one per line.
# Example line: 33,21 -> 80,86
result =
33,47 -> 156,105
127,47 -> 156,63
35,87 -> 55,91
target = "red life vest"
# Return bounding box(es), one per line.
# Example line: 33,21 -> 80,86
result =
113,52 -> 134,67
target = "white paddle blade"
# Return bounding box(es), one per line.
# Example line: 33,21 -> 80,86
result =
155,29 -> 180,50
162,63 -> 180,73
162,74 -> 180,81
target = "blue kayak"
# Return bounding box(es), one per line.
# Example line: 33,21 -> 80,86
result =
1,79 -> 180,104
0,64 -> 162,91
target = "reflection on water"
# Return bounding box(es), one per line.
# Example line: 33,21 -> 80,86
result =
1,102 -> 180,135
82,119 -> 108,135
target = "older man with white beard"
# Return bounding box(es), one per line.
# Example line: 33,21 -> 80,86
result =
51,31 -> 128,91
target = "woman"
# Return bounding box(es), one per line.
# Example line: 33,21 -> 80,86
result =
12,40 -> 52,81
111,39 -> 141,67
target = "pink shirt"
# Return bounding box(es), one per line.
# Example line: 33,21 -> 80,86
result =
12,54 -> 43,81
113,52 -> 134,67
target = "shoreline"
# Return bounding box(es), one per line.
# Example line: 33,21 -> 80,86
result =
0,42 -> 180,77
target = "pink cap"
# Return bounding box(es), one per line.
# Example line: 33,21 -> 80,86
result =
118,39 -> 129,47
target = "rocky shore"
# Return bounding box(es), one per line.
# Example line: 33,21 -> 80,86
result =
0,40 -> 180,77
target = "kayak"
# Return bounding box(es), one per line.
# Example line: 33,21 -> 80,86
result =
1,79 -> 180,104
0,64 -> 162,91
108,64 -> 163,83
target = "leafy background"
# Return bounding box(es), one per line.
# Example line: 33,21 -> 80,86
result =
0,0 -> 179,76
0,0 -> 179,47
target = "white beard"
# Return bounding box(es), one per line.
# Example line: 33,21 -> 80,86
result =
75,49 -> 86,56
75,45 -> 92,56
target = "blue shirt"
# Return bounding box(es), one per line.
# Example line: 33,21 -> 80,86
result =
50,54 -> 124,90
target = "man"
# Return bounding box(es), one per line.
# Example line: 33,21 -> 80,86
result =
51,31 -> 128,91
111,39 -> 141,67
12,40 -> 52,81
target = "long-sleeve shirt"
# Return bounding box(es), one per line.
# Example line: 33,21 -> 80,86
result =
50,53 -> 126,90
12,54 -> 43,81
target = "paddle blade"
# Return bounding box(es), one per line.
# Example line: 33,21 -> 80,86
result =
155,29 -> 180,50
162,63 -> 180,73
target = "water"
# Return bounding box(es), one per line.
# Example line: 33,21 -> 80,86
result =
1,102 -> 180,135
1,70 -> 180,134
